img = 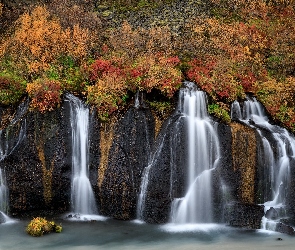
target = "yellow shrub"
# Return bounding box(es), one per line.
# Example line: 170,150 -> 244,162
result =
2,6 -> 92,77
26,217 -> 62,237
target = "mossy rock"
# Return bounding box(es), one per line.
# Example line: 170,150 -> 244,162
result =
26,217 -> 62,237
102,10 -> 113,18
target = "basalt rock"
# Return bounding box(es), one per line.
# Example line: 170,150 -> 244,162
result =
276,222 -> 295,236
225,202 -> 264,229
212,123 -> 234,223
140,113 -> 187,224
286,157 -> 295,222
0,96 -> 73,218
99,105 -> 155,220
265,207 -> 279,220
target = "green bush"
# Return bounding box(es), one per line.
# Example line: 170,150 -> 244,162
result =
0,71 -> 27,106
208,103 -> 231,123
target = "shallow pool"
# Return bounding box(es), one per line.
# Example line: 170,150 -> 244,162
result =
0,217 -> 294,250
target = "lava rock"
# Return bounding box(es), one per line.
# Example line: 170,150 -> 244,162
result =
100,105 -> 155,220
225,202 -> 264,229
265,207 -> 279,220
276,222 -> 295,235
0,97 -> 72,217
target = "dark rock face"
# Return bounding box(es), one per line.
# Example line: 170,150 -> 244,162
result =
0,97 -> 72,218
212,123 -> 234,223
265,207 -> 279,220
286,157 -> 295,223
140,113 -> 187,223
276,222 -> 295,235
225,202 -> 264,229
88,107 -> 101,207
99,106 -> 155,220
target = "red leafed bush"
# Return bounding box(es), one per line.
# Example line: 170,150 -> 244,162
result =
26,78 -> 62,113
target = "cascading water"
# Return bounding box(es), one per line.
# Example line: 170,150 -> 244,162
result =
231,96 -> 295,230
170,83 -> 220,224
0,169 -> 8,213
67,94 -> 98,217
137,82 -> 221,225
0,168 -> 12,223
0,99 -> 27,223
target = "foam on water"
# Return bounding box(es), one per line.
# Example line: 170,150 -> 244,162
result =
161,223 -> 227,233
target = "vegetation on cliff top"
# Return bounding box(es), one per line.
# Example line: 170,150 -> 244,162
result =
0,0 -> 295,131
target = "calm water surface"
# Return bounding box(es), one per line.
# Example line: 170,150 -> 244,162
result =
0,218 -> 294,250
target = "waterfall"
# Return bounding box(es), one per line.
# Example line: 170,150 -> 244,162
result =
137,82 -> 221,224
231,97 -> 295,230
0,169 -> 8,215
136,122 -> 167,220
171,83 -> 220,224
67,94 -> 98,216
0,99 -> 28,223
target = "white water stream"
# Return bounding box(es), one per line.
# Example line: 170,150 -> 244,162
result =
137,82 -> 220,224
171,83 -> 220,224
0,100 -> 27,223
231,97 -> 295,230
67,94 -> 98,218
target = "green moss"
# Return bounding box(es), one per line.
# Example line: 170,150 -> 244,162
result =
0,71 -> 27,105
208,103 -> 231,123
147,100 -> 173,116
45,56 -> 89,95
95,0 -> 175,13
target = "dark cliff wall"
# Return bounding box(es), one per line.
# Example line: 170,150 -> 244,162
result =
226,122 -> 265,229
0,95 -> 101,218
99,106 -> 155,220
140,113 -> 187,223
0,98 -> 72,217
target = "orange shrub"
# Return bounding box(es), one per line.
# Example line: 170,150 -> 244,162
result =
128,53 -> 182,97
257,77 -> 295,124
2,6 -> 93,78
87,73 -> 128,120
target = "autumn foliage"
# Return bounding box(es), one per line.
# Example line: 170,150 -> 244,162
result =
0,72 -> 26,105
26,217 -> 62,237
1,1 -> 295,131
182,2 -> 295,128
26,78 -> 62,113
87,52 -> 182,119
